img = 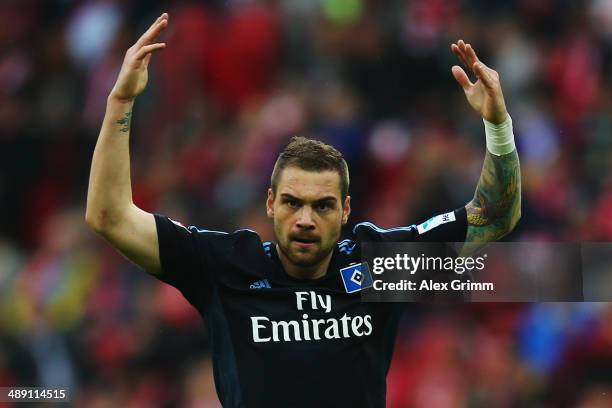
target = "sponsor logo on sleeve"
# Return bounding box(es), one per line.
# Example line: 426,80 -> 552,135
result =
416,211 -> 456,235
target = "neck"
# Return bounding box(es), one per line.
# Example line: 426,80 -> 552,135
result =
276,244 -> 333,280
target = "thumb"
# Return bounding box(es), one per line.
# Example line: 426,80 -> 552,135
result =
451,65 -> 472,91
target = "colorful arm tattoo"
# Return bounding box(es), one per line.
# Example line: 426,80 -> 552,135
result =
465,149 -> 521,243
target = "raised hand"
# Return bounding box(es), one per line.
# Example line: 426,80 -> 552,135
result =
451,40 -> 508,125
111,13 -> 169,102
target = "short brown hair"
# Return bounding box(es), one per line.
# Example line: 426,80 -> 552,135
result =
271,136 -> 349,200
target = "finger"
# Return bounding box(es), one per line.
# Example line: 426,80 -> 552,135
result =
451,65 -> 473,91
472,62 -> 494,89
455,40 -> 466,58
141,13 -> 167,39
451,43 -> 469,68
134,43 -> 166,61
135,14 -> 169,47
138,18 -> 168,46
458,39 -> 468,58
150,14 -> 165,28
465,43 -> 480,68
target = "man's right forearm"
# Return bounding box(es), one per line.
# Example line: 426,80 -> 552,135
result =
86,94 -> 136,232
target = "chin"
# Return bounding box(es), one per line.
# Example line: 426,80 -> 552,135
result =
288,248 -> 331,268
288,253 -> 319,267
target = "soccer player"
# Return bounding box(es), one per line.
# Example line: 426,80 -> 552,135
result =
86,13 -> 521,407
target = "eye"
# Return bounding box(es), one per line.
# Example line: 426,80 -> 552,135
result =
315,202 -> 332,211
285,198 -> 299,208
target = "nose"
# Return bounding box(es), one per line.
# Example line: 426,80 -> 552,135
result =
296,206 -> 315,229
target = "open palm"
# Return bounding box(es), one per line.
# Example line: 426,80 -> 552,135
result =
450,40 -> 508,125
111,13 -> 168,101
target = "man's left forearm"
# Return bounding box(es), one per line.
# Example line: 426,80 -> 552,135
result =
449,39 -> 521,245
465,148 -> 521,243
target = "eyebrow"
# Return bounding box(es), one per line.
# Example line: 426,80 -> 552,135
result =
280,193 -> 338,204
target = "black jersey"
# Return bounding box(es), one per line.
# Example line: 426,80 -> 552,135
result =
153,207 -> 467,408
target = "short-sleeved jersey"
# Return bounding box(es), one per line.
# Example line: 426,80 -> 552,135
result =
153,208 -> 467,408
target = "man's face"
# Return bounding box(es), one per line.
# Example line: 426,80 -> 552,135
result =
267,166 -> 350,270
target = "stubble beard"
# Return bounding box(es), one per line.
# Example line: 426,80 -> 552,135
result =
278,239 -> 333,268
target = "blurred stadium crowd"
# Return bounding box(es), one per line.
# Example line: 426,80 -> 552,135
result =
1,0 -> 612,406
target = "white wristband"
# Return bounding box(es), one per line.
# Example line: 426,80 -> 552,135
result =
483,114 -> 515,156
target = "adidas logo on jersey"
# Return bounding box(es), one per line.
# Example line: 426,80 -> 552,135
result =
250,279 -> 271,289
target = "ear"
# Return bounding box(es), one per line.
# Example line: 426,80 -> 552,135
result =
341,195 -> 351,225
266,188 -> 275,218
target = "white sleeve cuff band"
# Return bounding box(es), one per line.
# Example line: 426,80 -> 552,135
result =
483,114 -> 515,156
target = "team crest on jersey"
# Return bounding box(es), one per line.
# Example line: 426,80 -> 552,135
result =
340,263 -> 373,294
416,211 -> 455,234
